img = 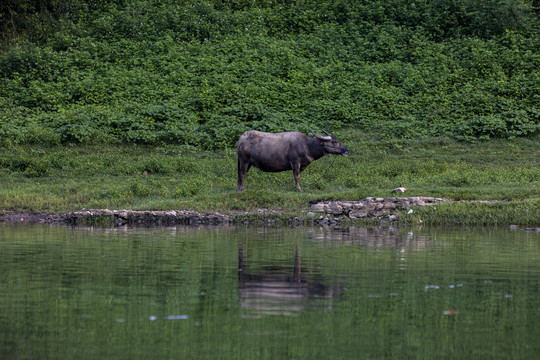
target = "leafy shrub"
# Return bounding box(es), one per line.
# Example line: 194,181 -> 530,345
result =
0,0 -> 539,148
128,180 -> 151,197
173,176 -> 205,198
23,161 -> 49,178
457,110 -> 539,141
139,155 -> 173,175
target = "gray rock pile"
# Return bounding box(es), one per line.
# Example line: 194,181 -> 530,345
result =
310,196 -> 448,220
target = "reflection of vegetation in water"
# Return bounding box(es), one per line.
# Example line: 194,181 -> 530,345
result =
3,225 -> 538,358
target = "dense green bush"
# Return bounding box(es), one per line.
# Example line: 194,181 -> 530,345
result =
1,0 -> 539,149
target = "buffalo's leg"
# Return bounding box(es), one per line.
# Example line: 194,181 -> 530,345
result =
237,160 -> 251,191
292,163 -> 303,192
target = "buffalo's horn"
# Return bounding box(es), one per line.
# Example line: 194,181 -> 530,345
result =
310,129 -> 331,141
322,129 -> 331,136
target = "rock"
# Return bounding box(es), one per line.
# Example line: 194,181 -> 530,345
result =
509,225 -> 519,230
327,202 -> 343,215
373,202 -> 384,210
410,198 -> 426,206
349,210 -> 368,219
341,202 -> 353,212
318,217 -> 330,225
391,187 -> 407,193
307,196 -> 450,221
306,212 -> 315,218
383,200 -> 398,210
352,202 -> 365,209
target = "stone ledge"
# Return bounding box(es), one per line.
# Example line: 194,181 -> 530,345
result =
2,197 -> 528,227
63,209 -> 233,226
310,197 -> 449,220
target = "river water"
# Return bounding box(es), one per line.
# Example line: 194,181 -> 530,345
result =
1,224 -> 539,359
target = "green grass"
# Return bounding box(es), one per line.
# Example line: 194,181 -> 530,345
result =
0,131 -> 539,225
399,200 -> 540,226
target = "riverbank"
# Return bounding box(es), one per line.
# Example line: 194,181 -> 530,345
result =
0,134 -> 539,226
1,196 -> 539,229
2,196 -> 441,226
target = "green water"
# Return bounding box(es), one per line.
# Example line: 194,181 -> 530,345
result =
1,224 -> 539,359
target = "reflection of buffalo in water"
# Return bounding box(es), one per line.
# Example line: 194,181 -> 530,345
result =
238,246 -> 342,317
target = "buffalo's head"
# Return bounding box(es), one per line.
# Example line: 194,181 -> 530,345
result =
311,129 -> 349,156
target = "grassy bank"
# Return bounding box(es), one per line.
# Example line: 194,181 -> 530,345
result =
1,130 -> 538,225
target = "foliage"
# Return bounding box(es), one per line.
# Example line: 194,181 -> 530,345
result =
0,0 -> 539,149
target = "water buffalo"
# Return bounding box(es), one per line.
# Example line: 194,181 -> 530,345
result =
237,129 -> 349,192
